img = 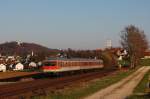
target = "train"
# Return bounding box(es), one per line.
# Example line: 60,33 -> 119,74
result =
41,58 -> 104,73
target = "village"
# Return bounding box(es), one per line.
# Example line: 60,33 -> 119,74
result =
0,51 -> 41,72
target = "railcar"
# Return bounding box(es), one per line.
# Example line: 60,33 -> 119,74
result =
41,58 -> 103,73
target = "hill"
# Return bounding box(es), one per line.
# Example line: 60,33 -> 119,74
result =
0,41 -> 59,57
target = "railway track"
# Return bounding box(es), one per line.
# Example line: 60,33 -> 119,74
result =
0,69 -> 116,99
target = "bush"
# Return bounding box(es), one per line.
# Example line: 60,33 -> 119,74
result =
119,60 -> 130,67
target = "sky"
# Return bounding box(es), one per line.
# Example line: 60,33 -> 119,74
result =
0,0 -> 150,49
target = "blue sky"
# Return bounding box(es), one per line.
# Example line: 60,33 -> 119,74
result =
0,0 -> 150,49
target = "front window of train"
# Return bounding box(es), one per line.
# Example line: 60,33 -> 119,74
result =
43,62 -> 56,66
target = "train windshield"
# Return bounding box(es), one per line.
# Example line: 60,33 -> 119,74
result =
43,61 -> 56,66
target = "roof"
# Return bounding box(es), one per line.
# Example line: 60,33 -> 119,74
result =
45,57 -> 102,62
144,51 -> 150,56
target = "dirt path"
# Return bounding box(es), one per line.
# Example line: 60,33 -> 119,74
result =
85,66 -> 150,99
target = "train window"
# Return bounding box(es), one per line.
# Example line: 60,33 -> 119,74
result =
66,62 -> 68,66
67,62 -> 70,66
63,62 -> 65,67
43,62 -> 56,66
70,62 -> 73,66
74,62 -> 77,66
60,62 -> 63,66
83,62 -> 85,66
61,62 -> 63,66
64,61 -> 67,66
76,62 -> 77,66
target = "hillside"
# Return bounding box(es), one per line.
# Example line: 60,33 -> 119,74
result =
0,41 -> 59,57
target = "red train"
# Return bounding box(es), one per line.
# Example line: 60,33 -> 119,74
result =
41,58 -> 104,73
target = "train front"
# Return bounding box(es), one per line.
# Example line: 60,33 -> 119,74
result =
41,60 -> 60,73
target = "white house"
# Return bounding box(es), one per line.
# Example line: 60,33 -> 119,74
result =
0,64 -> 6,72
14,63 -> 24,70
29,62 -> 37,68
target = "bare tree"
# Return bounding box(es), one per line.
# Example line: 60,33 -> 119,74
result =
120,25 -> 149,68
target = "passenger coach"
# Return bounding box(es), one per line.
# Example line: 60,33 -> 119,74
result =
41,58 -> 103,73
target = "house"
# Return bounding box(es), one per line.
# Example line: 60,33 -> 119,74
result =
13,63 -> 24,70
0,64 -> 6,72
143,50 -> 150,59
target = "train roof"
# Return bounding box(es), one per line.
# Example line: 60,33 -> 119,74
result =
44,58 -> 102,62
